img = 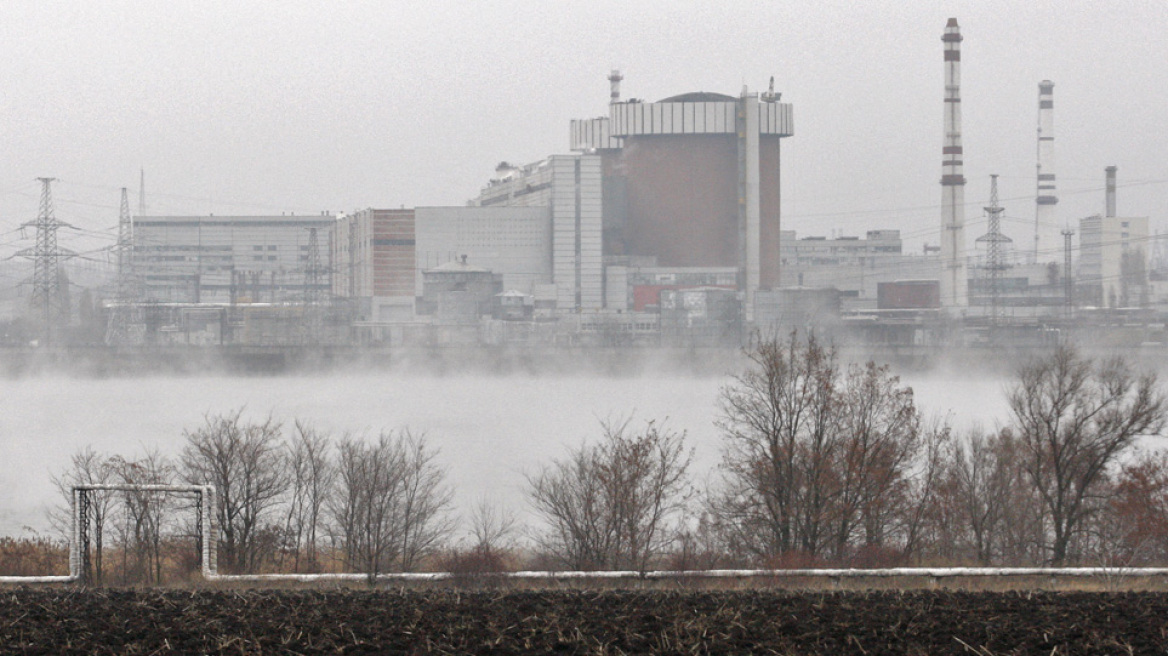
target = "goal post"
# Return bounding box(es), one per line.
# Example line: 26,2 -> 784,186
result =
71,484 -> 216,585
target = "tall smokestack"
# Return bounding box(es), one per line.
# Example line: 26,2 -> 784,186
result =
1106,165 -> 1117,217
1035,80 -> 1058,262
608,69 -> 623,104
940,18 -> 968,308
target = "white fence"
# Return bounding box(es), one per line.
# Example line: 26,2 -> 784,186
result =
5,484 -> 1168,585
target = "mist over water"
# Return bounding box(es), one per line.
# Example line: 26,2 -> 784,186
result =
0,363 -> 1019,539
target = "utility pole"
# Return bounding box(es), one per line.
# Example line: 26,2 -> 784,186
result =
1062,228 -> 1074,319
17,178 -> 75,344
106,188 -> 140,344
976,174 -> 1011,327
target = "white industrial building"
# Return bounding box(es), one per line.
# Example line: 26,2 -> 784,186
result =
471,155 -> 604,311
134,214 -> 333,304
1079,214 -> 1149,308
1078,168 -> 1150,309
414,206 -> 552,297
776,229 -> 940,309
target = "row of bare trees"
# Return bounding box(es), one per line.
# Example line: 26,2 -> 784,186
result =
54,412 -> 453,582
709,334 -> 945,564
525,333 -> 1168,570
44,333 -> 1168,581
694,333 -> 1166,568
926,344 -> 1165,567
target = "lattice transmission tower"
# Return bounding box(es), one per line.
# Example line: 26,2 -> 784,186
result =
975,174 -> 1012,326
106,187 -> 142,344
1062,228 -> 1075,319
17,178 -> 75,343
301,227 -> 327,344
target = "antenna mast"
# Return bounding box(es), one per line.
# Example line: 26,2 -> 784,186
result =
138,168 -> 147,215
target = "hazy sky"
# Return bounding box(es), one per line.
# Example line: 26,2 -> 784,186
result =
2,1 -> 1166,255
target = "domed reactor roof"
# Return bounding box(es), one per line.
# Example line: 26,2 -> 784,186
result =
656,91 -> 736,103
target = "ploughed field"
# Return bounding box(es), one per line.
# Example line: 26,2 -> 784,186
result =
2,588 -> 1166,654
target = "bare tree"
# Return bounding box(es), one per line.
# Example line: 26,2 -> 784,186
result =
944,429 -> 1008,564
1008,346 -> 1167,565
468,500 -> 519,554
713,331 -> 936,566
330,429 -> 452,582
181,409 -> 289,573
833,361 -> 920,557
283,421 -> 333,572
714,331 -> 839,560
109,450 -> 174,585
528,418 -> 691,571
527,442 -> 609,569
396,434 -> 455,571
897,418 -> 951,563
1100,448 -> 1168,565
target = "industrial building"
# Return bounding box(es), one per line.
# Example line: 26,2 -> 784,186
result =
331,208 -> 416,322
471,156 -> 603,310
414,205 -> 552,298
332,203 -> 561,331
133,214 -> 333,305
1079,167 -> 1149,308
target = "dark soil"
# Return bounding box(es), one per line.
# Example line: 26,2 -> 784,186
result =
1,588 -> 1165,654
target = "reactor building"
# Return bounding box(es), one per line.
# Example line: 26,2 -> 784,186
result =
568,73 -> 794,319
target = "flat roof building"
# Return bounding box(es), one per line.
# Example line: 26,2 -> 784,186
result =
133,214 -> 333,305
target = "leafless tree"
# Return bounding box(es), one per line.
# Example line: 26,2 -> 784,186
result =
109,450 -> 174,585
1096,447 -> 1168,565
944,428 -> 1008,564
395,434 -> 456,572
833,361 -> 920,557
1008,346 -> 1167,565
181,409 -> 289,573
330,429 -> 452,582
442,500 -> 521,584
715,331 -> 840,560
528,418 -> 691,571
49,448 -> 115,584
468,500 -> 519,554
897,418 -> 951,563
713,331 -> 937,566
283,421 -> 333,572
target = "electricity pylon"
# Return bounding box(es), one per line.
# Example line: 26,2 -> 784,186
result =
17,178 -> 75,344
976,174 -> 1012,327
302,227 -> 326,344
106,187 -> 141,344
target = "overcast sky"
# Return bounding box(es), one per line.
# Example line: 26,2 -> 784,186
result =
2,0 -> 1165,256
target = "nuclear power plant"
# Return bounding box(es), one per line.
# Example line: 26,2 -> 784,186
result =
3,17 -> 1164,363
